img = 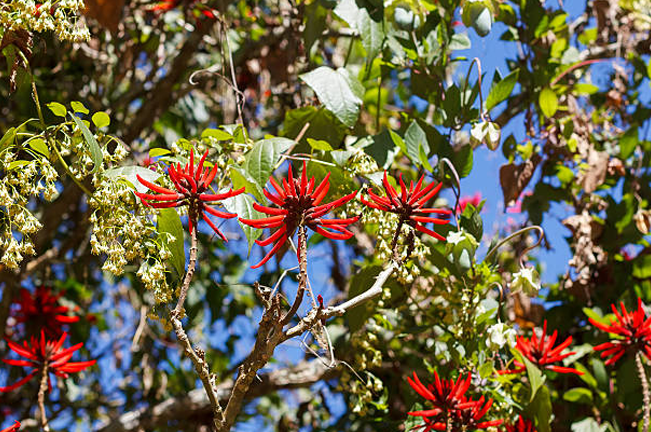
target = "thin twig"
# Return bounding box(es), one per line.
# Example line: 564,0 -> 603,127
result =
483,225 -> 544,267
173,211 -> 198,316
38,364 -> 50,432
637,352 -> 650,432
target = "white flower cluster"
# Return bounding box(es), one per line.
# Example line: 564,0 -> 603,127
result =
485,322 -> 517,351
363,209 -> 430,284
89,177 -> 174,304
0,0 -> 90,42
0,152 -> 59,269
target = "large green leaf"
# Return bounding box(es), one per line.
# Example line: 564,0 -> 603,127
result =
521,352 -> 545,402
528,385 -> 552,432
103,166 -> 162,194
563,387 -> 593,405
334,0 -> 385,60
157,208 -> 186,278
405,121 -> 428,162
243,137 -> 294,191
222,192 -> 262,253
300,66 -> 364,128
485,69 -> 519,111
283,106 -> 348,146
364,129 -> 399,168
72,115 -> 103,173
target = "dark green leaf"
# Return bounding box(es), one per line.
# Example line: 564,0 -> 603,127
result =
347,265 -> 383,332
72,115 -> 103,173
633,255 -> 651,279
157,208 -> 186,277
485,69 -> 519,111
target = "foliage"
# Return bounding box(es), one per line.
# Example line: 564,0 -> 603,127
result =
0,1 -> 650,432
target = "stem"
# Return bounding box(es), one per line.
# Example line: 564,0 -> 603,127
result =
637,352 -> 650,432
32,80 -> 93,196
483,225 -> 544,266
169,211 -> 224,428
173,212 -> 198,316
282,226 -> 308,325
38,364 -> 50,432
391,218 -> 405,263
376,76 -> 382,134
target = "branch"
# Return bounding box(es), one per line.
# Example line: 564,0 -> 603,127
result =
169,219 -> 224,428
95,360 -> 336,432
283,262 -> 398,341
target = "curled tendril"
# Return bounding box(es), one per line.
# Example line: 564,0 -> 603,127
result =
483,225 -> 545,269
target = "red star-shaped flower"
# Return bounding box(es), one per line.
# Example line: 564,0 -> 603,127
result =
407,371 -> 502,431
505,415 -> 537,432
498,320 -> 583,375
0,421 -> 20,432
135,149 -> 244,240
151,0 -> 217,19
239,161 -> 358,269
0,331 -> 96,393
589,298 -> 651,366
11,286 -> 79,337
360,172 -> 451,241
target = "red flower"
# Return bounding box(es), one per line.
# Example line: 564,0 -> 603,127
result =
0,421 -> 20,432
360,172 -> 451,241
135,149 -> 244,239
589,298 -> 651,366
505,415 -> 537,432
0,331 -> 96,393
407,371 -> 502,431
11,286 -> 79,337
498,321 -> 583,375
239,161 -> 358,269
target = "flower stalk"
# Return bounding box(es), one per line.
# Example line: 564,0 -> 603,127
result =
637,352 -> 650,432
38,362 -> 50,432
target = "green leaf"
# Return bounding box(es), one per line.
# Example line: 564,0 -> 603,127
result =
347,265 -> 384,332
70,101 -> 89,115
539,88 -> 558,118
202,128 -> 233,141
563,387 -> 593,404
633,255 -> 651,279
244,137 -> 294,191
222,192 -> 262,253
103,165 -> 161,193
405,121 -> 428,162
449,33 -> 471,50
307,138 -> 333,151
149,148 -> 171,157
0,127 -> 16,152
7,160 -> 29,171
27,137 -> 49,158
334,0 -> 385,60
92,112 -> 111,129
283,106 -> 347,145
521,352 -> 545,402
300,66 -> 364,128
619,126 -> 639,160
365,129 -> 399,168
529,385 -> 552,432
485,69 -> 519,111
230,166 -> 264,203
47,102 -> 67,117
72,115 -> 103,173
157,208 -> 186,278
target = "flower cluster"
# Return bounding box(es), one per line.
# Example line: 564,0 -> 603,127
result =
0,331 -> 95,393
361,172 -> 451,241
11,286 -> 80,337
590,298 -> 651,365
0,0 -> 90,42
135,149 -> 243,239
498,321 -> 583,375
240,161 -> 359,268
407,371 -> 502,431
